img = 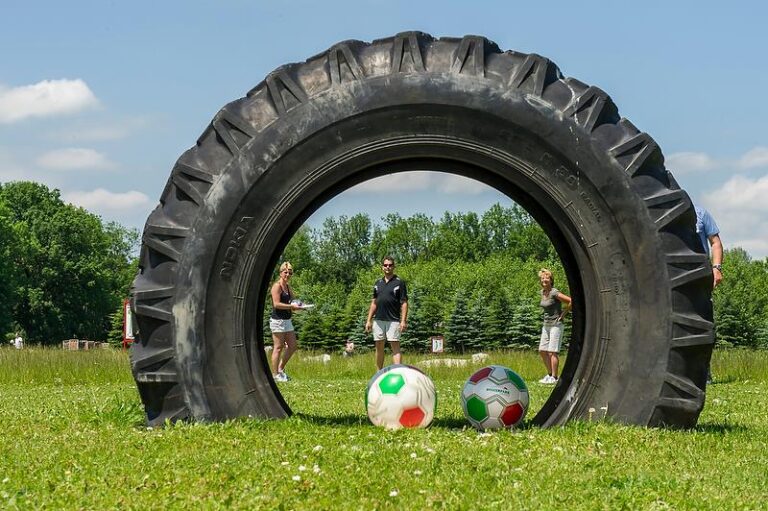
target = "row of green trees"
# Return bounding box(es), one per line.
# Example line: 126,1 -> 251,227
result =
0,182 -> 137,345
271,208 -> 768,352
282,204 -> 556,288
1,180 -> 766,351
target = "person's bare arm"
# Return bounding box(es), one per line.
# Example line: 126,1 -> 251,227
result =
710,233 -> 723,288
365,299 -> 377,332
400,301 -> 408,332
556,293 -> 572,322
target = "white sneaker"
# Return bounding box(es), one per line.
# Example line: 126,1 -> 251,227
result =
279,370 -> 291,381
274,372 -> 288,382
538,375 -> 552,384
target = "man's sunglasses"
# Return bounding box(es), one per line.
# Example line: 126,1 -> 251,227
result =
382,263 -> 394,267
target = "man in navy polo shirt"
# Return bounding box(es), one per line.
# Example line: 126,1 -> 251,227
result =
365,256 -> 408,370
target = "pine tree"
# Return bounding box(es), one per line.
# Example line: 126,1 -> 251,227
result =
296,309 -> 324,349
755,319 -> 768,350
507,301 -> 541,349
401,289 -> 429,350
420,294 -> 446,352
337,302 -> 359,347
466,292 -> 487,351
347,311 -> 369,348
445,291 -> 476,353
714,305 -> 751,348
481,291 -> 509,350
319,307 -> 345,351
106,301 -> 125,346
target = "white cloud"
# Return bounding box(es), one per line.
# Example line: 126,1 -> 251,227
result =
64,189 -> 151,212
704,175 -> 768,212
36,148 -> 115,171
703,174 -> 768,259
350,172 -> 431,193
729,238 -> 768,259
666,152 -> 718,174
435,174 -> 488,195
738,147 -> 768,169
0,79 -> 98,124
349,171 -> 490,195
668,146 -> 768,176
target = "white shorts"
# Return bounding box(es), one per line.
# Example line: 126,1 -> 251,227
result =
270,318 -> 294,333
539,322 -> 563,352
372,320 -> 401,342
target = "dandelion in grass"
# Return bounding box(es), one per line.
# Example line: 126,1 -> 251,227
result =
298,465 -> 306,472
389,490 -> 398,497
292,475 -> 301,482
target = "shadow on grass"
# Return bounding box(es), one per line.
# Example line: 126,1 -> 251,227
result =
430,417 -> 469,429
709,375 -> 738,384
295,412 -> 474,430
294,413 -> 536,431
695,421 -> 748,434
293,412 -> 369,427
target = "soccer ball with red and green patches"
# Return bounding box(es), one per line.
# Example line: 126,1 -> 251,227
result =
365,364 -> 437,430
461,365 -> 529,430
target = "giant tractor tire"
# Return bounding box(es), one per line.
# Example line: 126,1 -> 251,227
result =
130,33 -> 714,428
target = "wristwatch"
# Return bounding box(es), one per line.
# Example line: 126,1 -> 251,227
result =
712,264 -> 722,272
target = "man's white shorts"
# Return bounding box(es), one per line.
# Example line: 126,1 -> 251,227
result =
539,322 -> 563,352
372,320 -> 401,342
270,318 -> 294,333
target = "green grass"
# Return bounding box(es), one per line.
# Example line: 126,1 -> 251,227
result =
1,348 -> 767,509
0,347 -> 132,385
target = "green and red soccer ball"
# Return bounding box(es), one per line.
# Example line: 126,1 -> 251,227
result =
461,365 -> 529,429
365,363 -> 529,430
365,364 -> 436,430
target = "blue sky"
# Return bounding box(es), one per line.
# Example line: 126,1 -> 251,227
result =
2,1 -> 767,257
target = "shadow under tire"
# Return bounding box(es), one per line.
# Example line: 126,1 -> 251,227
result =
129,32 -> 714,428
